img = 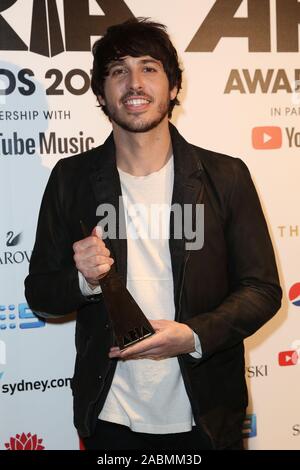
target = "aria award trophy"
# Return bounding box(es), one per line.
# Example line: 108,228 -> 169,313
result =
80,221 -> 155,350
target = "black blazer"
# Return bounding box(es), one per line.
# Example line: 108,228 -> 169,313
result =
25,124 -> 282,448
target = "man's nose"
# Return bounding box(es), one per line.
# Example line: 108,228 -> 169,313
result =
127,69 -> 144,90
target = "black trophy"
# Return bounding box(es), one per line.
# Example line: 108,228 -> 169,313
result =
80,221 -> 155,350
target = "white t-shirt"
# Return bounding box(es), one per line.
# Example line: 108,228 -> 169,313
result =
98,156 -> 196,434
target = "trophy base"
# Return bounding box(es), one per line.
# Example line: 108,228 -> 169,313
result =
117,327 -> 155,350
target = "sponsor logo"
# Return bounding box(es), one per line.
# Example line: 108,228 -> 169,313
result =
242,414 -> 257,438
289,283 -> 300,306
245,365 -> 268,378
278,350 -> 298,366
5,432 -> 45,450
0,131 -> 94,156
0,231 -> 31,265
285,127 -> 300,148
6,231 -> 22,247
1,376 -> 72,395
252,126 -> 300,149
0,303 -> 45,330
252,126 -> 282,149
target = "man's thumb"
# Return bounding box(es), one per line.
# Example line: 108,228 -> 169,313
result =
92,225 -> 103,239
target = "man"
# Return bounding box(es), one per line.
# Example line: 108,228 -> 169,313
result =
25,18 -> 281,450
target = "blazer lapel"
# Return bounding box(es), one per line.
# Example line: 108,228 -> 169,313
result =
88,132 -> 127,284
169,124 -> 204,308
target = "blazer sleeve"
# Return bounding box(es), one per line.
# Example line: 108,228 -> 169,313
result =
24,160 -> 100,317
183,158 -> 282,358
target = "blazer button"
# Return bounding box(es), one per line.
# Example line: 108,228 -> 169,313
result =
105,324 -> 109,329
99,375 -> 102,380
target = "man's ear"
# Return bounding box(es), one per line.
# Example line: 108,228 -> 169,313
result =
170,86 -> 178,101
97,95 -> 105,106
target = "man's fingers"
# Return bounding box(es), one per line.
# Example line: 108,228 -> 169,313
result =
109,347 -> 168,360
80,263 -> 112,280
80,254 -> 114,268
118,335 -> 162,358
93,255 -> 114,267
74,223 -> 108,253
74,251 -> 114,268
108,335 -> 161,359
149,320 -> 166,331
73,236 -> 109,254
124,347 -> 161,358
73,226 -> 115,284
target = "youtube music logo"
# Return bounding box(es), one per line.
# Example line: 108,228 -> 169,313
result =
252,126 -> 282,149
278,350 -> 298,366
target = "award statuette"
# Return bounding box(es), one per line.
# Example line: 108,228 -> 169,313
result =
80,221 -> 155,350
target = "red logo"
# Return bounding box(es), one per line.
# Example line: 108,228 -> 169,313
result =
5,432 -> 45,450
252,126 -> 282,149
278,350 -> 298,366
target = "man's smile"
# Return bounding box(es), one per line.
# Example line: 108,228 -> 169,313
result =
123,96 -> 152,112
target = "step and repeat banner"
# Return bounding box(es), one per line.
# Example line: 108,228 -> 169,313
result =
0,0 -> 299,450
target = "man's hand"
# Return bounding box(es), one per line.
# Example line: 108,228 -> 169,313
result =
73,226 -> 114,287
109,319 -> 195,360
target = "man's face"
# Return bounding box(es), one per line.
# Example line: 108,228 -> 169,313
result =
98,55 -> 177,133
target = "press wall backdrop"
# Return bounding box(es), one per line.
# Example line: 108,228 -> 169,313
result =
1,0 -> 299,450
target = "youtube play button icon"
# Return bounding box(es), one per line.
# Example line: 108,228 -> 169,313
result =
252,126 -> 282,149
278,350 -> 298,366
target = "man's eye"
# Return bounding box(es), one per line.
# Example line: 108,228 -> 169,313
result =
112,68 -> 126,76
144,67 -> 157,73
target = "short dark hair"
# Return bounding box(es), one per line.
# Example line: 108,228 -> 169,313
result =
91,17 -> 182,118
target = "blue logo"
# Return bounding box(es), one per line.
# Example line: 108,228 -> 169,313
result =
0,372 -> 4,379
0,303 -> 45,330
242,414 -> 257,438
